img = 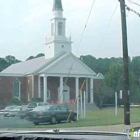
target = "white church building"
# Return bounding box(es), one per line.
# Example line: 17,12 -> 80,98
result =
0,0 -> 103,106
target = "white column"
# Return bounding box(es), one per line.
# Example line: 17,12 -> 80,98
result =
90,78 -> 94,103
76,77 -> 79,120
38,76 -> 41,98
83,91 -> 86,118
80,91 -> 83,118
59,77 -> 63,103
43,76 -> 47,102
19,82 -> 21,101
86,78 -> 88,103
32,75 -> 34,98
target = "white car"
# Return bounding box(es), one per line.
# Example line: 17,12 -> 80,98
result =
0,105 -> 18,117
8,106 -> 22,117
19,102 -> 49,119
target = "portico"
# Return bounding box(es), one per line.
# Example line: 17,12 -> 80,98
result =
37,74 -> 94,104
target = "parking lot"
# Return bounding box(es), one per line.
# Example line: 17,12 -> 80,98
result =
0,115 -> 33,128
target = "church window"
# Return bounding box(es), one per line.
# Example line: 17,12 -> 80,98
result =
13,79 -> 20,98
51,23 -> 54,36
47,90 -> 50,99
58,22 -> 63,35
28,93 -> 30,101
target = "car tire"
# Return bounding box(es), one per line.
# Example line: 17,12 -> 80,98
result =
51,116 -> 56,124
72,114 -> 77,122
34,122 -> 39,125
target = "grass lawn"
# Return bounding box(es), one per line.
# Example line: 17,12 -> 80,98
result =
17,108 -> 140,128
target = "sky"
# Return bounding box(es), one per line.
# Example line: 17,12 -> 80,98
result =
0,0 -> 140,61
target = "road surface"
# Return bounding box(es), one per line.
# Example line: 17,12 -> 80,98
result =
0,115 -> 33,128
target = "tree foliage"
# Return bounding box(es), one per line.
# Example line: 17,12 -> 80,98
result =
105,63 -> 123,92
5,55 -> 21,65
26,53 -> 45,60
80,55 -> 140,104
0,55 -> 21,72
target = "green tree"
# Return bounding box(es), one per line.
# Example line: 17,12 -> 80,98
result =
5,55 -> 21,65
105,63 -> 123,93
96,82 -> 113,108
26,56 -> 34,61
35,53 -> 44,58
0,58 -> 9,72
130,56 -> 140,86
80,55 -> 123,75
26,53 -> 45,60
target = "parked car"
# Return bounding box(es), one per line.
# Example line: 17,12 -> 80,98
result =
26,104 -> 77,125
8,106 -> 22,117
0,105 -> 18,117
19,102 -> 49,119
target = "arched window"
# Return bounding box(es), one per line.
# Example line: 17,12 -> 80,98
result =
13,79 -> 20,99
51,23 -> 54,36
58,22 -> 63,35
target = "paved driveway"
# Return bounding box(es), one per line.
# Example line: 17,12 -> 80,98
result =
0,115 -> 33,128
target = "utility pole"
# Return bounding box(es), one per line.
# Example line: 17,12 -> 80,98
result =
120,0 -> 130,125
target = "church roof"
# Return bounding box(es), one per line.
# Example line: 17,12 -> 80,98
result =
0,52 -> 98,78
0,52 -> 69,76
1,56 -> 51,75
53,0 -> 63,11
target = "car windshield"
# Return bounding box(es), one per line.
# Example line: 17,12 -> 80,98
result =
5,106 -> 16,110
33,106 -> 51,111
0,0 -> 140,137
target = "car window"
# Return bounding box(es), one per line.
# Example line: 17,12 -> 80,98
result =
27,103 -> 37,108
59,106 -> 67,111
33,106 -> 46,111
38,103 -> 43,106
52,106 -> 60,111
33,106 -> 51,111
44,102 -> 49,105
5,106 -> 16,110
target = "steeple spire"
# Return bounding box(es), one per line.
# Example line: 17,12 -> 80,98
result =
45,0 -> 72,59
53,0 -> 63,11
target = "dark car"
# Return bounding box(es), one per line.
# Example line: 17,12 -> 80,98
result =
19,102 -> 49,119
26,105 -> 77,125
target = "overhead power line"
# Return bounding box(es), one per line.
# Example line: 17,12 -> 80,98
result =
76,0 -> 96,54
118,0 -> 140,17
127,0 -> 140,7
98,3 -> 118,48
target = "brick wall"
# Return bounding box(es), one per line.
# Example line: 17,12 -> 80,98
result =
0,75 -> 103,106
0,76 -> 26,105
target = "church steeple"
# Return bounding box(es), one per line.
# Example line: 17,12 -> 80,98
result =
53,0 -> 63,11
45,0 -> 72,59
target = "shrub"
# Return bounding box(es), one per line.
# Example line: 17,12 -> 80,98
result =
7,98 -> 22,106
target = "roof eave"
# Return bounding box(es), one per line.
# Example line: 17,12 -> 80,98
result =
0,73 -> 25,77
